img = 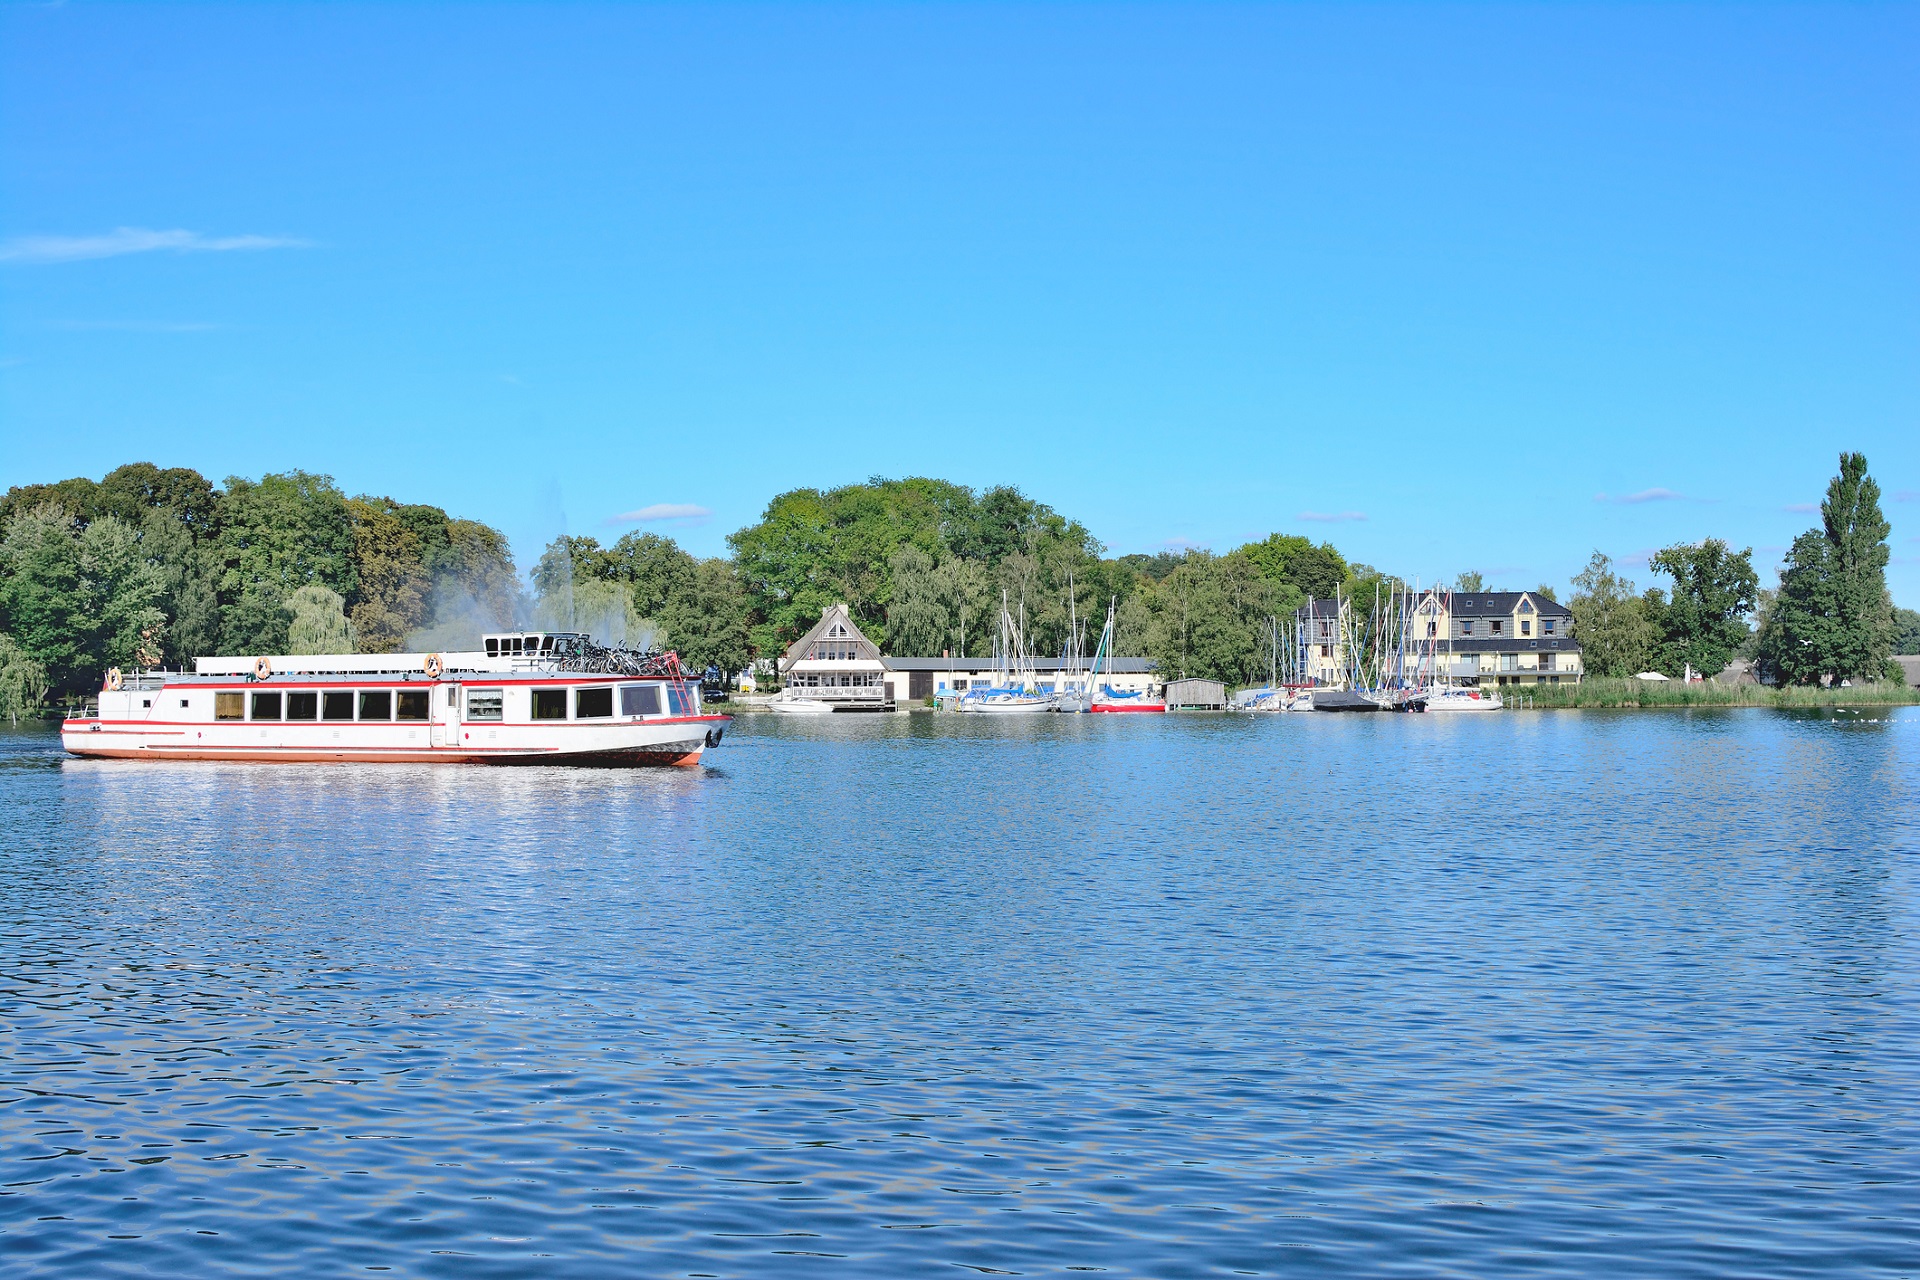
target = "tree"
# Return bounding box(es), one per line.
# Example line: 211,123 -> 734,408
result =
286,584 -> 356,653
345,498 -> 429,652
0,632 -> 50,725
659,559 -> 752,679
1568,551 -> 1657,678
1647,539 -> 1759,677
0,506 -> 168,697
1136,551 -> 1282,686
1758,452 -> 1894,685
1455,570 -> 1486,592
215,472 -> 356,654
884,544 -> 948,657
1239,533 -> 1349,600
1532,583 -> 1558,602
1894,606 -> 1920,656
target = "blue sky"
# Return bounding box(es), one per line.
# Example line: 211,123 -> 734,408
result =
3,3 -> 1916,602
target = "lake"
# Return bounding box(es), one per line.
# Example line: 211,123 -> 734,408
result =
2,708 -> 1916,1277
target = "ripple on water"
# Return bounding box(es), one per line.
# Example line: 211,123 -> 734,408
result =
1,709 -> 1917,1276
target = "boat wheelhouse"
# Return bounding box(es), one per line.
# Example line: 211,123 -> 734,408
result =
61,632 -> 729,766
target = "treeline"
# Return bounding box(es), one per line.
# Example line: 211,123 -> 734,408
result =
2,453 -> 1906,720
1567,452 -> 1908,685
0,465 -> 526,712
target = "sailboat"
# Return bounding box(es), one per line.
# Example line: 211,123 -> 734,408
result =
954,592 -> 1058,714
1087,598 -> 1166,713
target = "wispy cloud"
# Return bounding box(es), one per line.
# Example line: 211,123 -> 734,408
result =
0,227 -> 312,265
1783,503 -> 1818,514
609,503 -> 712,526
1594,488 -> 1686,505
43,319 -> 222,333
1297,510 -> 1367,523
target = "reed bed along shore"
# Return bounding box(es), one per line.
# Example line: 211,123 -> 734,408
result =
1514,678 -> 1920,710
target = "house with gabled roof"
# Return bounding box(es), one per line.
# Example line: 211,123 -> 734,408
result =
778,603 -> 893,709
1406,589 -> 1583,686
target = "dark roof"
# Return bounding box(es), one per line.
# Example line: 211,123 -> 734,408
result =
1449,591 -> 1571,618
885,656 -> 1155,673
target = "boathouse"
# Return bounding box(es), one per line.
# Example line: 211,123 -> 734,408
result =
880,656 -> 1158,705
779,604 -> 893,710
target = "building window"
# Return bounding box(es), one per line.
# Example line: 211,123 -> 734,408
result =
215,691 -> 244,720
575,686 -> 614,719
1491,621 -> 1503,635
1543,619 -> 1556,635
1458,621 -> 1473,636
1320,645 -> 1332,658
323,691 -> 355,721
287,692 -> 318,720
467,689 -> 504,721
532,689 -> 568,719
1521,620 -> 1532,636
1427,622 -> 1437,637
359,691 -> 393,721
954,679 -> 969,690
250,691 -> 282,721
620,684 -> 660,717
397,690 -> 430,721
1540,653 -> 1554,671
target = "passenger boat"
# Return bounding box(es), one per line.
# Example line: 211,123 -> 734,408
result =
61,632 -> 729,766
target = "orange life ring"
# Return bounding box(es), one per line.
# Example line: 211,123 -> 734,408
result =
106,667 -> 124,692
253,656 -> 272,680
424,653 -> 444,679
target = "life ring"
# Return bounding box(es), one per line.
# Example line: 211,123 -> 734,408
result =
424,653 -> 444,679
253,656 -> 272,680
106,667 -> 123,692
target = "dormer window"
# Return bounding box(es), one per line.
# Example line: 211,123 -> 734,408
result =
1520,600 -> 1534,614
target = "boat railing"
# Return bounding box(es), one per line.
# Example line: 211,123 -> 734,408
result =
66,701 -> 100,720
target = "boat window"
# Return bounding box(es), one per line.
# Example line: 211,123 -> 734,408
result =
575,686 -> 613,719
359,690 -> 393,721
620,684 -> 660,716
323,691 -> 355,720
250,691 -> 283,721
215,691 -> 244,720
287,692 -> 318,720
467,689 -> 504,721
396,690 -> 430,721
485,638 -> 500,656
532,689 -> 568,719
666,684 -> 690,717
446,686 -> 459,705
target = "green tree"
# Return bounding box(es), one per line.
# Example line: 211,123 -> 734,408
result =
659,559 -> 752,678
1647,539 -> 1759,677
1568,551 -> 1657,677
1455,570 -> 1486,592
1532,583 -> 1558,602
1239,533 -> 1349,600
0,632 -> 50,724
885,544 -> 948,657
345,498 -> 430,652
1136,551 -> 1281,685
286,584 -> 356,654
0,506 -> 168,697
215,472 -> 356,654
1893,606 -> 1920,656
1758,452 -> 1894,685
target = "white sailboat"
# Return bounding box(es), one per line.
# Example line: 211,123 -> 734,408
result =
954,592 -> 1057,714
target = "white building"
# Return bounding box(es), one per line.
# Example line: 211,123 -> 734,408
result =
778,604 -> 893,710
880,656 -> 1158,706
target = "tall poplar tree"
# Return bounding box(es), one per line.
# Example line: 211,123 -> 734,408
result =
1758,452 -> 1894,684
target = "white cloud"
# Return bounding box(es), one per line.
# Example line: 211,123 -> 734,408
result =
609,503 -> 713,525
0,227 -> 312,265
1595,488 -> 1686,505
1297,511 -> 1367,523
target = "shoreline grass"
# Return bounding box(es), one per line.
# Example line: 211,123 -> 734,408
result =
1514,677 -> 1920,710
